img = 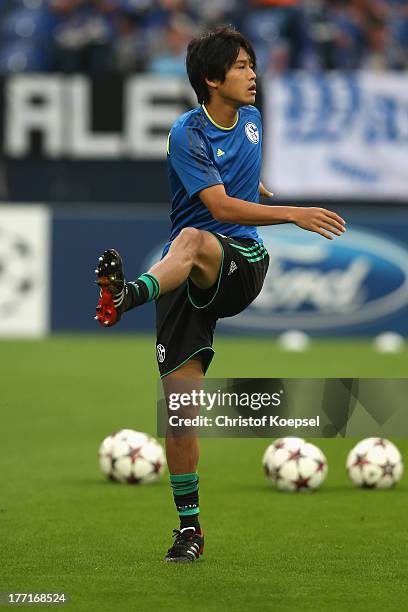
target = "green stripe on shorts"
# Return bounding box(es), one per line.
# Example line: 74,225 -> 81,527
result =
247,251 -> 268,263
230,242 -> 263,254
238,245 -> 266,260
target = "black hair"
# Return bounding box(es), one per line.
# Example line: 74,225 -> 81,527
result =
186,26 -> 256,105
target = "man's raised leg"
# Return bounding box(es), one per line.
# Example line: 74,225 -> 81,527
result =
95,228 -> 222,326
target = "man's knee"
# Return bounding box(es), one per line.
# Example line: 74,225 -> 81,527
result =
172,227 -> 203,263
177,227 -> 203,248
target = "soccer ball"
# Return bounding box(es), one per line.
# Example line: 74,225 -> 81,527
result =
262,437 -> 305,471
373,332 -> 404,354
99,428 -> 166,484
346,438 -> 403,489
263,438 -> 328,492
278,331 -> 310,352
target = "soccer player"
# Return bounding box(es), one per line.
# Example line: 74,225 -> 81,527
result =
94,26 -> 345,562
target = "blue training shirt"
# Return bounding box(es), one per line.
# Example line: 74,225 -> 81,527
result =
163,104 -> 263,256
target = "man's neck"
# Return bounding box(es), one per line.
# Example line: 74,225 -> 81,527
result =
203,100 -> 239,129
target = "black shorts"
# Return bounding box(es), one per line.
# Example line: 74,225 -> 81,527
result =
155,233 -> 269,377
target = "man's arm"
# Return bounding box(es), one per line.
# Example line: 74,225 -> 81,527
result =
198,184 -> 345,240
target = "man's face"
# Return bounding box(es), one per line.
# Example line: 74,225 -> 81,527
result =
210,47 -> 257,107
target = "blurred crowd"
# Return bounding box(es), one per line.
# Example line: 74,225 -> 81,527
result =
0,0 -> 407,75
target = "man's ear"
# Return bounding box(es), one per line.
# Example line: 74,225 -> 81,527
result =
205,78 -> 219,93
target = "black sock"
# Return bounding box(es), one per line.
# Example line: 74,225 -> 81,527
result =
174,489 -> 200,531
123,273 -> 160,311
180,512 -> 201,531
170,473 -> 201,533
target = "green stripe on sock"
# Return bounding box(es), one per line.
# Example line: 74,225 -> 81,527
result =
172,478 -> 198,488
148,274 -> 160,298
179,507 -> 200,516
170,472 -> 197,483
170,473 -> 199,496
172,483 -> 198,495
150,275 -> 160,296
138,273 -> 160,301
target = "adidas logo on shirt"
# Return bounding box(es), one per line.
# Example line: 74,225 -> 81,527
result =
228,261 -> 238,276
216,148 -> 225,157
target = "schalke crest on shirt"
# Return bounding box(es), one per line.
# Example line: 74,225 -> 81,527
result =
245,122 -> 259,144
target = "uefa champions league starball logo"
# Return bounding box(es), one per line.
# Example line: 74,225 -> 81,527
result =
245,122 -> 259,144
0,226 -> 35,316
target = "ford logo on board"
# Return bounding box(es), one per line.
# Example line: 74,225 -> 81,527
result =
220,226 -> 408,331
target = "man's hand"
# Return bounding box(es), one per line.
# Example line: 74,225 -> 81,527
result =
259,182 -> 274,198
291,207 -> 346,240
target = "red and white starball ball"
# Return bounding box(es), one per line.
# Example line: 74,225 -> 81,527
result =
99,428 -> 166,484
346,437 -> 403,489
263,438 -> 327,492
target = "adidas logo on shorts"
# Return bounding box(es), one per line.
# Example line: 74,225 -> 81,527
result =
228,261 -> 238,276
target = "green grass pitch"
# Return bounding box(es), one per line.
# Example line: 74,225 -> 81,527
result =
1,336 -> 407,611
